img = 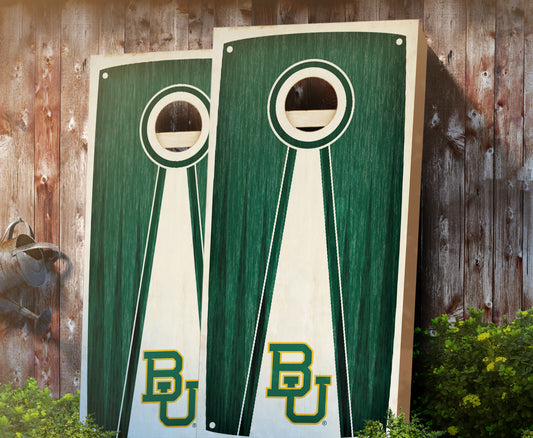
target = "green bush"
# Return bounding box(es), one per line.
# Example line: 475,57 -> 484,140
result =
412,308 -> 533,437
357,410 -> 444,437
0,378 -> 114,438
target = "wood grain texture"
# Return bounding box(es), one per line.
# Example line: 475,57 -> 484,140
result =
308,0 -> 345,23
379,0 -> 423,21
59,0 -> 99,395
251,0 -> 276,25
464,0 -> 495,322
524,0 -> 533,310
419,0 -> 466,327
98,0 -> 125,54
239,0 -> 253,14
277,0 -> 308,25
345,0 -> 379,21
150,0 -> 188,51
494,0 -> 524,323
188,0 -> 214,49
214,0 -> 252,27
34,1 -> 61,397
0,2 -> 36,388
125,0 -> 150,53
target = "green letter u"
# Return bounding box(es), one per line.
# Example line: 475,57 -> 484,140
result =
285,375 -> 331,424
159,380 -> 198,427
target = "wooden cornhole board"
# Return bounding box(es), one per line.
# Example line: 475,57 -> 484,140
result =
198,21 -> 426,437
81,51 -> 211,437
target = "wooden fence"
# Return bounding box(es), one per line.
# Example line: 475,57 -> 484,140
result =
0,0 -> 531,398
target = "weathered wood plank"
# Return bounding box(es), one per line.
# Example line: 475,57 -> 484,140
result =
379,0 -> 423,21
277,0 -> 308,25
125,0 -> 150,53
523,0 -> 533,311
308,0 -> 345,23
150,0 -> 188,51
494,0 -> 524,323
0,2 -> 36,388
59,0 -> 99,395
34,1 -> 61,397
419,0 -> 466,327
345,0 -> 379,21
98,0 -> 125,54
239,0 -> 252,14
251,0 -> 276,25
188,0 -> 214,49
464,0 -> 495,322
214,0 -> 252,27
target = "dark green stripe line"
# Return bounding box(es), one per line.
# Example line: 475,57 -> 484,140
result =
187,165 -> 204,322
237,148 -> 297,437
118,167 -> 166,437
320,147 -> 353,437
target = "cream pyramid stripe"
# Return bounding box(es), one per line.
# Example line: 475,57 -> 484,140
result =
249,149 -> 340,437
127,169 -> 200,437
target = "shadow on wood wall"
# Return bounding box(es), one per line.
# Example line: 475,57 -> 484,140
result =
418,47 -> 469,329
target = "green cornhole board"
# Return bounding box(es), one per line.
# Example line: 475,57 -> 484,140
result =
81,51 -> 211,437
198,21 -> 426,437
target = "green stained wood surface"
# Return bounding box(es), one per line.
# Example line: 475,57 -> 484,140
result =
188,158 -> 209,319
206,64 -> 289,433
205,31 -> 405,435
86,58 -> 211,432
324,37 -> 405,431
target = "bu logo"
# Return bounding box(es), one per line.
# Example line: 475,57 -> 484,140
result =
142,350 -> 198,427
266,343 -> 331,424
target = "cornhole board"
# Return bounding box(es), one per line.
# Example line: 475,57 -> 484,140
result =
198,20 -> 426,437
81,50 -> 211,437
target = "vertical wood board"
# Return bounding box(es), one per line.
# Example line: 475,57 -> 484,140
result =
418,0 -> 466,326
464,0 -> 495,320
125,0 -> 151,53
0,2 -> 36,388
524,0 -> 533,310
98,0 -> 126,55
59,0 -> 99,395
494,0 -> 524,323
34,1 -> 61,397
188,0 -> 215,49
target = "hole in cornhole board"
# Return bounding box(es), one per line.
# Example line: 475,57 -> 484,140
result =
155,101 -> 202,152
285,77 -> 338,132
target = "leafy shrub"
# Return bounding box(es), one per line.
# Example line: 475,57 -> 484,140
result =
357,410 -> 444,437
0,378 -> 114,438
412,308 -> 533,437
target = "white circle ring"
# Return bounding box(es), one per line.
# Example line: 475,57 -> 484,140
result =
268,60 -> 354,150
140,85 -> 210,169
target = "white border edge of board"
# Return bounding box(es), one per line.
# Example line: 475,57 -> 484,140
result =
389,22 -> 427,417
80,49 -> 213,425
213,19 -> 424,45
